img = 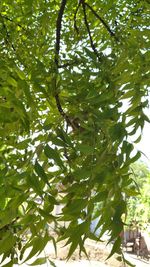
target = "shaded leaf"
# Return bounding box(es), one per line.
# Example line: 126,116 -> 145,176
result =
107,237 -> 121,260
34,160 -> 50,186
0,233 -> 17,255
44,145 -> 64,169
1,261 -> 13,267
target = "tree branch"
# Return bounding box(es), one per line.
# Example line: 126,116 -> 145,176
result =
54,1 -> 70,126
73,0 -> 83,34
54,0 -> 81,131
55,93 -> 81,130
82,2 -> 101,61
54,0 -> 83,132
85,3 -> 118,41
55,0 -> 67,67
0,14 -> 26,31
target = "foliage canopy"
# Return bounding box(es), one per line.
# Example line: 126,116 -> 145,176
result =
127,162 -> 150,228
0,0 -> 149,266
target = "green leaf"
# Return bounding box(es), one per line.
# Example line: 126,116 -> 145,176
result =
34,160 -> 50,186
84,47 -> 97,60
16,139 -> 31,150
65,222 -> 89,259
1,261 -> 13,267
63,199 -> 87,215
122,255 -> 136,267
0,107 -> 18,123
0,1 -> 149,264
134,135 -> 142,143
73,168 -> 91,180
56,128 -> 73,147
0,233 -> 17,255
27,257 -> 47,266
110,123 -> 126,142
123,187 -> 139,196
7,77 -> 17,87
0,209 -> 17,229
121,90 -> 134,100
49,136 -> 65,147
27,174 -> 43,196
67,238 -> 79,260
24,235 -> 49,262
15,68 -> 26,80
92,191 -> 108,202
48,259 -> 57,267
126,151 -> 141,166
107,237 -> 121,260
44,145 -> 64,169
76,144 -> 94,155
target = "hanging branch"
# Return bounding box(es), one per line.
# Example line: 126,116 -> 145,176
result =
55,93 -> 71,126
54,0 -> 69,124
85,2 -> 118,40
82,2 -> 101,61
73,0 -> 83,34
54,0 -> 82,131
55,93 -> 81,131
55,0 -> 81,68
55,0 -> 67,67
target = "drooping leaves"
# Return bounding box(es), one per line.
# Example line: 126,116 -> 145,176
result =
0,0 -> 149,264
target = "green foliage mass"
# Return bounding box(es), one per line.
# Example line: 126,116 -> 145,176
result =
0,0 -> 149,266
127,162 -> 150,229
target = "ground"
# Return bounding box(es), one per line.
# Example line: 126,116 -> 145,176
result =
42,238 -> 149,267
5,236 -> 149,267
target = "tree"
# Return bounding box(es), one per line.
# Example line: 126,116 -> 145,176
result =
127,162 -> 150,228
0,0 -> 149,266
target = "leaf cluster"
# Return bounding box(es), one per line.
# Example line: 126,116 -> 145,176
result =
0,0 -> 149,266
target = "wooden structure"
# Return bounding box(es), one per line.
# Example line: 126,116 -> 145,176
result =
122,227 -> 150,260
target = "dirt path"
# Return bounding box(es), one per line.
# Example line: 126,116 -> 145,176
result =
14,256 -> 150,267
14,260 -> 110,267
124,253 -> 150,267
51,260 -> 110,267
12,239 -> 149,267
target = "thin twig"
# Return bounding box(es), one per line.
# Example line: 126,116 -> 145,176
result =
73,0 -> 83,34
82,2 -> 101,61
58,60 -> 79,68
85,3 -> 117,40
64,124 -> 70,162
